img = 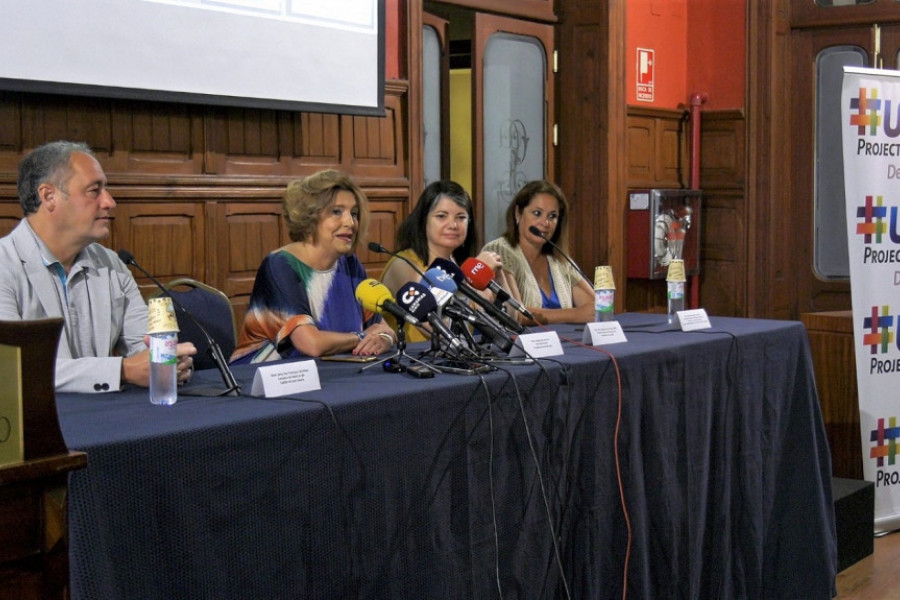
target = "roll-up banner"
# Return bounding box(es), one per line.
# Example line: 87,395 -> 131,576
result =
842,66 -> 900,534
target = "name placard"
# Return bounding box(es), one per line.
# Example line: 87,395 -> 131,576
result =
676,308 -> 712,331
581,321 -> 627,346
0,343 -> 23,467
509,331 -> 564,358
250,360 -> 321,398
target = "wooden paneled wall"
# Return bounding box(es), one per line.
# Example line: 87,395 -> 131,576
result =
697,110 -> 747,317
0,82 -> 411,325
626,107 -> 689,189
625,106 -> 747,317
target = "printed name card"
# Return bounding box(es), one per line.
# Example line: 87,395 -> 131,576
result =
251,360 -> 321,397
675,308 -> 712,331
509,331 -> 564,358
581,321 -> 627,346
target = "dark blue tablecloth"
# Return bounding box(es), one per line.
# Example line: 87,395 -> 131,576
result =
58,314 -> 837,599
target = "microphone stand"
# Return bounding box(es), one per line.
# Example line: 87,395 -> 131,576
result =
359,326 -> 440,374
450,317 -> 479,352
529,227 -> 594,289
455,282 -> 525,334
120,252 -> 240,396
412,312 -> 493,374
368,242 -> 435,285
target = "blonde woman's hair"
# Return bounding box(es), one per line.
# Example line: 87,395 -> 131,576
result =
282,170 -> 369,252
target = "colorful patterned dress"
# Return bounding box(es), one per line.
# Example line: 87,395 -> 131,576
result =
230,250 -> 378,364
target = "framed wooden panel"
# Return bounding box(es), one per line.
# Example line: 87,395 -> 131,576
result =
791,0 -> 900,28
698,111 -> 745,188
206,107 -> 313,176
626,116 -> 654,184
212,202 -> 289,325
112,202 -> 206,297
360,197 -> 406,278
109,102 -> 205,175
0,93 -> 21,173
21,95 -> 115,163
205,82 -> 409,180
429,0 -> 556,23
626,107 -> 688,189
0,203 -> 22,239
346,96 -> 403,176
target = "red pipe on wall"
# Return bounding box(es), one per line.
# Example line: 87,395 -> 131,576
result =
689,92 -> 707,309
689,93 -> 707,189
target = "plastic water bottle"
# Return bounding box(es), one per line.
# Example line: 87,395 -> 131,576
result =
667,281 -> 685,324
149,331 -> 178,405
147,296 -> 180,405
595,289 -> 615,322
666,259 -> 686,325
593,266 -> 616,322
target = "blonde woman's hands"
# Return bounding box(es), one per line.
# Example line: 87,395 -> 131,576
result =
352,322 -> 397,356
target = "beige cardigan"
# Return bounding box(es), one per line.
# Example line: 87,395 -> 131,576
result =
482,236 -> 580,309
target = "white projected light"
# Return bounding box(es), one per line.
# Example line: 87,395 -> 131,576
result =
0,0 -> 384,115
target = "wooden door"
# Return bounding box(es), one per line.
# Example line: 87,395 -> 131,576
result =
790,23 -> 900,315
472,13 -> 554,245
422,12 -> 450,185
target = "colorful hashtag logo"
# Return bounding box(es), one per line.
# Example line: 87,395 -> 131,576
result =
863,305 -> 894,355
856,195 -> 888,243
871,417 -> 900,467
849,87 -> 882,136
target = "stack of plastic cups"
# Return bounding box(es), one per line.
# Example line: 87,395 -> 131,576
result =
147,296 -> 180,406
593,265 -> 616,322
666,259 -> 686,325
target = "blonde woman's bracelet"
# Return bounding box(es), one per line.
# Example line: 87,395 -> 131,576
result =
375,331 -> 395,346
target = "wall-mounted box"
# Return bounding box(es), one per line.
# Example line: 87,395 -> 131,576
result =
627,188 -> 701,280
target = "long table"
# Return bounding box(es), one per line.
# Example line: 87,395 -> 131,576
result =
58,314 -> 838,599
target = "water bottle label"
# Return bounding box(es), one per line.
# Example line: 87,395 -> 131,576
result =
150,334 -> 178,365
667,281 -> 685,300
595,289 -> 614,312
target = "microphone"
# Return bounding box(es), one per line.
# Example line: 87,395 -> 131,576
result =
442,301 -> 514,353
528,226 -> 593,287
395,281 -> 467,353
430,258 -> 524,334
117,249 -> 240,397
428,285 -> 455,316
425,267 -> 514,352
367,242 -> 434,286
355,279 -> 422,328
460,257 -> 534,321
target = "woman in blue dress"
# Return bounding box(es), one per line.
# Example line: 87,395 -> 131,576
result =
230,170 -> 396,364
482,180 -> 594,324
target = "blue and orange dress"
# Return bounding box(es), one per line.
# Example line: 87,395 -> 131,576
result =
230,250 -> 379,364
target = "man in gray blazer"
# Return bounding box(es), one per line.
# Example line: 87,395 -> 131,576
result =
0,141 -> 195,393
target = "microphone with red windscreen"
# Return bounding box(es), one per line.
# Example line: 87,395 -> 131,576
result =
429,258 -> 524,334
460,257 -> 534,321
425,267 -> 514,353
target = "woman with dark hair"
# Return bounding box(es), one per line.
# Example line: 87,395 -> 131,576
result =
482,180 -> 594,324
379,180 -> 507,342
230,169 -> 396,363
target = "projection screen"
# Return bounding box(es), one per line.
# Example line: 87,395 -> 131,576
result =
0,0 -> 384,115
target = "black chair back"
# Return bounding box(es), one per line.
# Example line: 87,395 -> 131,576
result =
155,280 -> 237,371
